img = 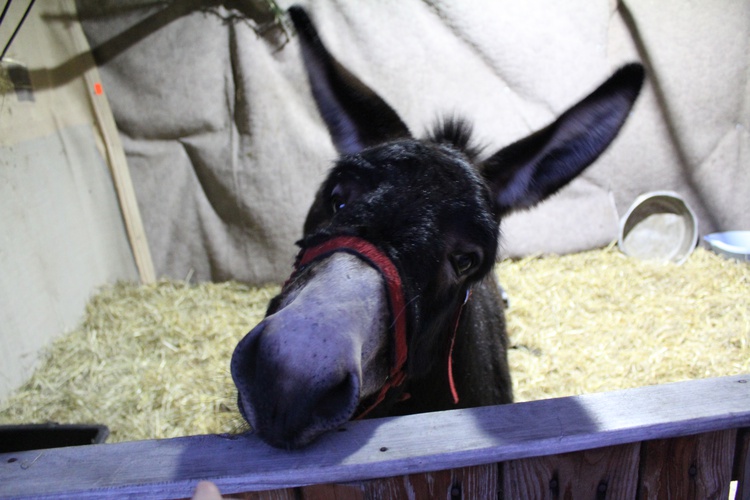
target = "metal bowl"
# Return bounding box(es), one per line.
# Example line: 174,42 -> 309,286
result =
618,191 -> 698,264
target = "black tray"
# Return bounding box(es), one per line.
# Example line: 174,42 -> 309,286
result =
0,423 -> 109,453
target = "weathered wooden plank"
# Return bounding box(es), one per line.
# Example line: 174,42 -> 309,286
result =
358,464 -> 497,499
240,489 -> 298,500
80,35 -> 155,284
1,375 -> 748,499
502,442 -> 640,499
637,429 -> 736,499
201,464 -> 496,499
300,482 -> 365,500
734,428 -> 750,500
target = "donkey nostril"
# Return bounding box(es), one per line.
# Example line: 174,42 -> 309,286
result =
313,373 -> 358,421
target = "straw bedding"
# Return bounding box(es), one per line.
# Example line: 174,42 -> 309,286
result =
1,247 -> 748,442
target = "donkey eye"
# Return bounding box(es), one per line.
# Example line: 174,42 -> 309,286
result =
330,193 -> 346,213
451,252 -> 478,276
330,184 -> 347,213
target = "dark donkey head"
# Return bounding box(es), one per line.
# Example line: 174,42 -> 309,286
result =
231,6 -> 644,449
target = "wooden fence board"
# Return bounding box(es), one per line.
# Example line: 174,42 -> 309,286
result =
251,464 -> 497,500
502,442 -> 640,499
359,464 -> 497,499
1,375 -> 749,499
637,429 -> 736,500
734,428 -> 750,500
300,483 -> 365,500
240,489 -> 298,500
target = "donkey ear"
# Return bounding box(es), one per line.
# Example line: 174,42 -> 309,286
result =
289,6 -> 411,154
483,64 -> 645,216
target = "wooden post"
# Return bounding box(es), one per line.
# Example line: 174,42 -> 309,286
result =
67,5 -> 156,284
86,71 -> 156,284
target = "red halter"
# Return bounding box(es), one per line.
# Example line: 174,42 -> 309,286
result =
289,235 -> 464,419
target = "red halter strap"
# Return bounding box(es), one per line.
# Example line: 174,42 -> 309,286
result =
447,289 -> 471,405
293,236 -> 409,418
290,235 -> 464,419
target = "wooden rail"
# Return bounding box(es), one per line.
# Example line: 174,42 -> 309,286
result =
1,374 -> 749,499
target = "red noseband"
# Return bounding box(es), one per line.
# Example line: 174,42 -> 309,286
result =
293,236 -> 408,418
288,235 -> 463,419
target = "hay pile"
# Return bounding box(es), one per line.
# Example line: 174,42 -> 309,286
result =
0,281 -> 278,442
500,246 -> 750,401
0,247 -> 748,442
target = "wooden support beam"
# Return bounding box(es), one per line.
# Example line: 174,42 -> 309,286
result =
86,72 -> 156,284
71,19 -> 155,285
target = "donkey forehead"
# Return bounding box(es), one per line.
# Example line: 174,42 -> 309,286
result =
333,139 -> 489,200
321,140 -> 498,258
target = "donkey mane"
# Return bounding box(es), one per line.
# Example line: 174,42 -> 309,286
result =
427,116 -> 484,161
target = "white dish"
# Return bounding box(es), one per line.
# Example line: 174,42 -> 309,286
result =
703,231 -> 750,262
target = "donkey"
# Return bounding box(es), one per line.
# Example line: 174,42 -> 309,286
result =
231,6 -> 644,449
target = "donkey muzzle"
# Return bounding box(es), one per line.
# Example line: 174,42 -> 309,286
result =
231,252 -> 389,448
